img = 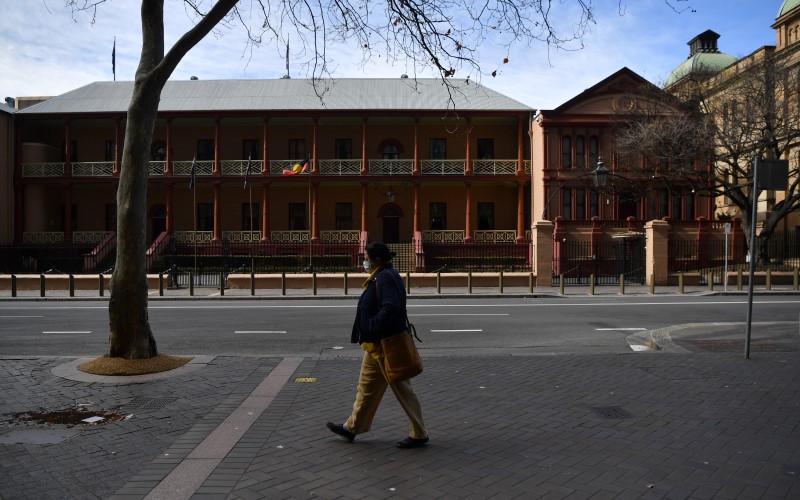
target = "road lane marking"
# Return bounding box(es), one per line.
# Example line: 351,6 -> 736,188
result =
411,313 -> 509,316
234,330 -> 287,334
0,315 -> 44,318
431,329 -> 483,332
596,328 -> 647,331
42,331 -> 92,334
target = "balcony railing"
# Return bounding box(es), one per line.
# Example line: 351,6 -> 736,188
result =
369,159 -> 413,175
21,163 -> 64,177
222,159 -> 264,176
473,160 -> 517,175
421,160 -> 465,175
320,160 -> 361,175
173,160 -> 213,176
72,161 -> 114,177
21,158 -> 530,178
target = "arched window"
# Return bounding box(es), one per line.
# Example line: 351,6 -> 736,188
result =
383,144 -> 399,160
152,141 -> 167,161
561,136 -> 572,168
589,135 -> 599,167
575,136 -> 586,169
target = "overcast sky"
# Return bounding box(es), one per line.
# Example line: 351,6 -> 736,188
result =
0,0 -> 784,110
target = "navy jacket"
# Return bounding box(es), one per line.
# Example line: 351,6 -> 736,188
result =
351,265 -> 408,344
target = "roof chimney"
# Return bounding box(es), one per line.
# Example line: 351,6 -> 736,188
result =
4,97 -> 15,108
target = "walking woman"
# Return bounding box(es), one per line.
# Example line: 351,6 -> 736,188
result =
327,241 -> 429,448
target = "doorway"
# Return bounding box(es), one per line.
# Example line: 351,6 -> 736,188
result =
378,204 -> 404,243
150,204 -> 167,241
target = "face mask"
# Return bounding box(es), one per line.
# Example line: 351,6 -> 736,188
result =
363,259 -> 372,272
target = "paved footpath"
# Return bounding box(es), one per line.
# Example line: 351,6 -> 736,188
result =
2,341 -> 800,499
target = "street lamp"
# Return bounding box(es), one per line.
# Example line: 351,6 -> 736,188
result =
592,157 -> 609,188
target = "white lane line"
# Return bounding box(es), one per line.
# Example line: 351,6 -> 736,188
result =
0,315 -> 44,318
234,330 -> 287,334
412,313 -> 509,316
596,328 -> 648,331
431,329 -> 483,332
42,331 -> 92,334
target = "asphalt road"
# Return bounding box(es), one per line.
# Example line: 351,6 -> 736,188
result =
1,295 -> 798,357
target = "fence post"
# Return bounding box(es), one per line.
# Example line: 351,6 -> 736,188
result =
559,274 -> 565,295
406,272 -> 411,295
69,274 -> 75,297
649,274 -> 655,294
619,274 -> 625,295
436,273 -> 441,294
281,272 -> 286,296
529,272 -> 534,293
40,274 -> 45,297
343,272 -> 348,295
312,272 -> 317,296
766,268 -> 772,291
499,271 -> 504,294
794,268 -> 799,291
589,274 -> 595,295
708,272 -> 713,291
251,271 -> 255,296
219,272 -> 225,296
189,272 -> 194,296
737,268 -> 743,291
11,275 -> 16,298
678,272 -> 684,294
468,272 -> 472,294
159,273 -> 164,296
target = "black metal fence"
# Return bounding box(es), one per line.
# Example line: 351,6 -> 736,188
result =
0,244 -> 104,275
552,238 -> 645,285
423,242 -> 531,273
669,232 -> 800,284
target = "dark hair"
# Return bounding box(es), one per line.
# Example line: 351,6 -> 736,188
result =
365,241 -> 395,263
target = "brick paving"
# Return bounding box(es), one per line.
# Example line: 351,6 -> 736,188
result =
2,342 -> 800,499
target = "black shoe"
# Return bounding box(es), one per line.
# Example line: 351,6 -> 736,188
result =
327,422 -> 355,442
396,436 -> 429,449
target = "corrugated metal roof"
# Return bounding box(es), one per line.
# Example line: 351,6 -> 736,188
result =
0,101 -> 16,114
19,78 -> 531,114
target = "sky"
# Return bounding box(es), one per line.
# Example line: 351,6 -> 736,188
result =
0,0 -> 786,110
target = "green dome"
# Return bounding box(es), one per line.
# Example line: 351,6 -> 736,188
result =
665,52 -> 738,87
665,30 -> 737,87
778,0 -> 800,18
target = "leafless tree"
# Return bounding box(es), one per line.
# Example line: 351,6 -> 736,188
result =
615,55 -> 800,264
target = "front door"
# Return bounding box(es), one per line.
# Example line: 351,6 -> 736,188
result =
151,205 -> 167,241
383,215 -> 400,243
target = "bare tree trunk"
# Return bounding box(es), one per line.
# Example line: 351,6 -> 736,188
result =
108,83 -> 161,358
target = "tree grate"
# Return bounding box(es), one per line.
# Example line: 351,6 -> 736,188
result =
118,397 -> 178,413
592,406 -> 634,419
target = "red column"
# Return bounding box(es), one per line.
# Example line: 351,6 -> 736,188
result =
311,181 -> 319,241
114,118 -> 122,176
166,184 -> 174,234
465,117 -> 472,175
165,118 -> 172,175
213,117 -> 221,175
261,182 -> 270,241
262,117 -> 269,174
213,182 -> 221,241
516,182 -> 525,242
517,115 -> 525,175
413,182 -> 420,233
464,181 -> 473,242
64,119 -> 72,177
361,182 -> 368,233
413,117 -> 420,175
361,118 -> 368,175
312,117 -> 319,174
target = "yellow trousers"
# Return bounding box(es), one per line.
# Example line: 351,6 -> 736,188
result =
345,351 -> 427,440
